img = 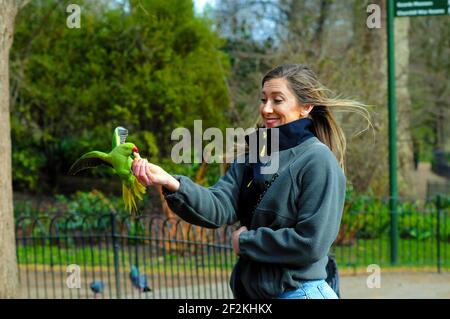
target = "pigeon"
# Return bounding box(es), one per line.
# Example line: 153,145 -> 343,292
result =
129,265 -> 152,293
89,280 -> 105,298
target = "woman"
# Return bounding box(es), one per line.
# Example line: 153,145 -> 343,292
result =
132,64 -> 369,299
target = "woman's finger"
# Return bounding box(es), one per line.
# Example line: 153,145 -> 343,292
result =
133,159 -> 142,177
132,159 -> 139,175
136,161 -> 148,185
145,165 -> 157,185
139,168 -> 150,186
140,175 -> 150,186
142,160 -> 152,184
137,159 -> 146,179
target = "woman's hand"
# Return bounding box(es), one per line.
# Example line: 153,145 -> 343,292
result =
232,226 -> 248,256
132,158 -> 180,192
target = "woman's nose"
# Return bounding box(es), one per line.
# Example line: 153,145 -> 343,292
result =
261,101 -> 273,114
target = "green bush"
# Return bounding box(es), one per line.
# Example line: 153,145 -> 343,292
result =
14,190 -> 131,235
11,0 -> 231,194
12,145 -> 45,191
338,185 -> 450,243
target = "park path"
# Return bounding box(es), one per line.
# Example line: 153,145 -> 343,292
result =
410,162 -> 448,199
340,272 -> 450,299
17,270 -> 450,299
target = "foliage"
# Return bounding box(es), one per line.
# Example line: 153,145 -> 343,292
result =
10,0 -> 231,193
54,191 -> 127,216
336,185 -> 450,244
14,186 -> 450,243
409,16 -> 450,161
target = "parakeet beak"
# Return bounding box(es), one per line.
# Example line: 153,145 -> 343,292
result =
132,146 -> 140,160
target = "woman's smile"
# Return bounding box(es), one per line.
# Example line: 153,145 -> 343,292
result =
264,117 -> 280,128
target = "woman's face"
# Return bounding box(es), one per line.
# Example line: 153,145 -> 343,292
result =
260,78 -> 312,128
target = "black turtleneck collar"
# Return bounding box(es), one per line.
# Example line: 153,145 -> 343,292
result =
244,117 -> 315,154
237,118 -> 316,225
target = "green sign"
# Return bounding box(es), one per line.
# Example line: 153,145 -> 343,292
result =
395,0 -> 449,17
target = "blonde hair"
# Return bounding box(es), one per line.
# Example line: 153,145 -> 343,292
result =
261,64 -> 371,168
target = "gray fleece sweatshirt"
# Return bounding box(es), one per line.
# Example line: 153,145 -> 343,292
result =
162,136 -> 346,299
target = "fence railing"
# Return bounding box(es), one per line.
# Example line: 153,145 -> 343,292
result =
16,214 -> 237,299
331,197 -> 449,271
15,196 -> 450,299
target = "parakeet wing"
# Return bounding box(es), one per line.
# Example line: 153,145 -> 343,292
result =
112,126 -> 128,149
68,151 -> 113,175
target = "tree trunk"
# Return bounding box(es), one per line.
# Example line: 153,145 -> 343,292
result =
394,17 -> 415,197
0,0 -> 29,298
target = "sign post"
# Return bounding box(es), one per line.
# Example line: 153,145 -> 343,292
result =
387,0 -> 449,264
387,0 -> 398,265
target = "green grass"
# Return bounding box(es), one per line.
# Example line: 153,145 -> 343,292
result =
16,244 -> 238,271
17,237 -> 450,272
332,236 -> 450,268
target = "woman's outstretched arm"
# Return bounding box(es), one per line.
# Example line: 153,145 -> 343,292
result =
132,158 -> 245,228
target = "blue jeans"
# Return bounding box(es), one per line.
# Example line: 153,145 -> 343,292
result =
278,279 -> 339,299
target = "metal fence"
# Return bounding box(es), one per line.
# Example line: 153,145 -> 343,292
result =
331,196 -> 449,272
16,215 -> 237,299
15,196 -> 450,299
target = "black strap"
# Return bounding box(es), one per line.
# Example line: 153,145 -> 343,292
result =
237,163 -> 279,228
325,255 -> 341,298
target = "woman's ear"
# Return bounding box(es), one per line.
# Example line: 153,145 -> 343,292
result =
300,104 -> 314,118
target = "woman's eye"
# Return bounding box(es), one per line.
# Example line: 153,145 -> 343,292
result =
260,98 -> 267,103
274,99 -> 282,103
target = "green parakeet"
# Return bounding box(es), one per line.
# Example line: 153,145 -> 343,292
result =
68,127 -> 146,213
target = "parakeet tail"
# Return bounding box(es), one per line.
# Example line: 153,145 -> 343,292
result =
122,177 -> 146,214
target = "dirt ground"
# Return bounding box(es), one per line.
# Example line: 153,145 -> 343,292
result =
340,272 -> 450,299
17,271 -> 450,299
410,162 -> 448,199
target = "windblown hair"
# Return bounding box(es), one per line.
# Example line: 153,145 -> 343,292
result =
260,64 -> 371,168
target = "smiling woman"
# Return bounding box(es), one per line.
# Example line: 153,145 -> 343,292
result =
257,64 -> 371,168
132,64 -> 371,299
260,78 -> 312,129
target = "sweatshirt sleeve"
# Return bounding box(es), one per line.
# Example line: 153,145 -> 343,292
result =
238,147 -> 346,266
162,159 -> 243,229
